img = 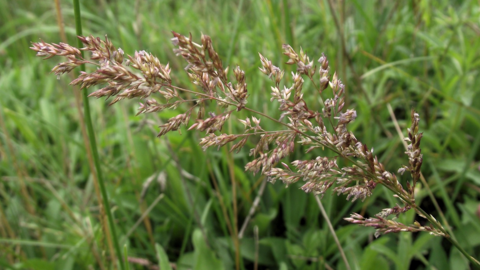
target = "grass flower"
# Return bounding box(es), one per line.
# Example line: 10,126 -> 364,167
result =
31,32 -> 480,266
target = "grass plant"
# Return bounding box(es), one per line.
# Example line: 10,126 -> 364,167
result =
2,1 -> 480,269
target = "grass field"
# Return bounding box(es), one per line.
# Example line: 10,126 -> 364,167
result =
2,0 -> 480,269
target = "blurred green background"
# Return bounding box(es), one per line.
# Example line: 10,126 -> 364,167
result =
1,0 -> 480,269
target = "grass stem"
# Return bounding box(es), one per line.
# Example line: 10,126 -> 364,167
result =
73,1 -> 125,269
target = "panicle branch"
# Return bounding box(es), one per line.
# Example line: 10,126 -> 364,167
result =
345,213 -> 445,238
398,110 -> 423,196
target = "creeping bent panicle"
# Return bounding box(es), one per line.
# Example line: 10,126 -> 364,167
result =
30,32 -> 480,265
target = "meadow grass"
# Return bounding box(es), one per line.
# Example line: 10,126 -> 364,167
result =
2,0 -> 480,269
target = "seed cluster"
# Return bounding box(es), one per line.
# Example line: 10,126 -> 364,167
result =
31,32 -> 431,238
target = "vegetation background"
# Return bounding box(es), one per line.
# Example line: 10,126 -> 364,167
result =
1,0 -> 480,269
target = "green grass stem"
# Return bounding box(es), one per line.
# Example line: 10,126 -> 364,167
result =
73,1 -> 125,269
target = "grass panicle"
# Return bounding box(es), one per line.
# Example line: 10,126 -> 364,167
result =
31,32 -> 479,266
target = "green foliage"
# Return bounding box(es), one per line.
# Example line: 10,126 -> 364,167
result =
2,0 -> 480,269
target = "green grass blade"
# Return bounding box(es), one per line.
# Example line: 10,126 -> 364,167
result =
72,1 -> 125,269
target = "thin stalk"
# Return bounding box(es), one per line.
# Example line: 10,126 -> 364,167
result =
415,207 -> 480,266
72,1 -> 125,269
238,179 -> 267,238
315,196 -> 351,270
54,0 -> 114,264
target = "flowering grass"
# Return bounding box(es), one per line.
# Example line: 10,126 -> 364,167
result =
31,29 -> 479,267
3,1 -> 480,269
